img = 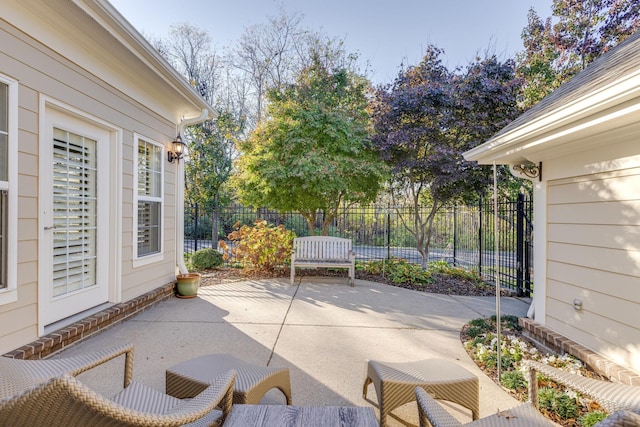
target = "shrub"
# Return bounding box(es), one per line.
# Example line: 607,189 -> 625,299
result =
468,318 -> 492,329
501,370 -> 527,390
466,326 -> 485,338
466,318 -> 493,337
219,220 -> 295,272
579,411 -> 608,427
362,258 -> 432,285
555,393 -> 580,419
538,387 -> 579,420
428,261 -> 483,283
190,248 -> 224,270
538,387 -> 559,412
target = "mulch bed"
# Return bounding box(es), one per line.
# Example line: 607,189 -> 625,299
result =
198,266 -> 498,296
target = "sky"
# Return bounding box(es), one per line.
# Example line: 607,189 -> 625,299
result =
109,0 -> 554,85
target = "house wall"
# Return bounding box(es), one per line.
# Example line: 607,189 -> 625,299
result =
543,138 -> 640,374
0,19 -> 178,353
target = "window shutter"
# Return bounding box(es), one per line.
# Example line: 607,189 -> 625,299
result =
52,129 -> 97,297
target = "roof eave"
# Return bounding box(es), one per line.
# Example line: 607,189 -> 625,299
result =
73,0 -> 214,120
465,70 -> 640,165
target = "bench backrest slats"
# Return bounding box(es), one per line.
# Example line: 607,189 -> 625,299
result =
293,237 -> 352,260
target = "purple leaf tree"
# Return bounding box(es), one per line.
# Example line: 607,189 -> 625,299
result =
370,46 -> 521,268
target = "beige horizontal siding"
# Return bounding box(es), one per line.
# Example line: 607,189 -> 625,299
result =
548,169 -> 640,204
17,262 -> 37,288
0,300 -> 36,336
0,17 -> 180,352
546,298 -> 640,354
548,242 -> 640,276
548,200 -> 640,225
548,279 -> 638,330
548,223 -> 640,250
548,261 -> 640,304
547,167 -> 640,374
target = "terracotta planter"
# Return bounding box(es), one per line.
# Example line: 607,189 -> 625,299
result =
176,273 -> 201,298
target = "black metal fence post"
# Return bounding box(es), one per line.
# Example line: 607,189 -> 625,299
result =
478,196 -> 483,277
387,206 -> 391,260
194,203 -> 199,252
453,205 -> 458,266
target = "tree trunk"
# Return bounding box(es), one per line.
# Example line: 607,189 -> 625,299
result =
303,213 -> 316,236
321,214 -> 335,236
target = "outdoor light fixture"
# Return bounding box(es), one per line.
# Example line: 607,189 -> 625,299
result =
168,134 -> 186,163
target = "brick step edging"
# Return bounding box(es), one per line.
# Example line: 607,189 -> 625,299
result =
519,318 -> 640,386
4,282 -> 176,360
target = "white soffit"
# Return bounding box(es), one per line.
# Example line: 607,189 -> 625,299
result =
3,0 -> 211,123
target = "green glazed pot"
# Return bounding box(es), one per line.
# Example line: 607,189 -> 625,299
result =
176,273 -> 201,298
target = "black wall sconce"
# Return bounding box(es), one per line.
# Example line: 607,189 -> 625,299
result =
168,135 -> 186,163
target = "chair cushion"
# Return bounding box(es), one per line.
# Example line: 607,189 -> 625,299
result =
111,380 -> 181,414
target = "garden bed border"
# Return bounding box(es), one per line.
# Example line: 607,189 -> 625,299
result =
520,318 -> 640,386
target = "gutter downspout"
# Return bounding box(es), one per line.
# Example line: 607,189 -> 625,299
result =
175,109 -> 210,274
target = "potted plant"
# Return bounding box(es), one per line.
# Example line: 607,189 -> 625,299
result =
175,273 -> 201,298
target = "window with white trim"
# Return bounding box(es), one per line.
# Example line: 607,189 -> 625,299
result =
134,136 -> 163,260
0,74 -> 17,303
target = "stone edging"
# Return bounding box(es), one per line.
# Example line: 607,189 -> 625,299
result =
520,318 -> 640,386
3,282 -> 176,360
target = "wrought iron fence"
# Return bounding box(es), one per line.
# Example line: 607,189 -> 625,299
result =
185,195 -> 533,296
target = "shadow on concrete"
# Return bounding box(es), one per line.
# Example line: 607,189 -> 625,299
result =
55,276 -> 531,426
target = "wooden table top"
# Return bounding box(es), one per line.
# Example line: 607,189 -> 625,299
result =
223,404 -> 378,427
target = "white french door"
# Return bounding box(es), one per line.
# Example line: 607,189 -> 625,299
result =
40,109 -> 110,326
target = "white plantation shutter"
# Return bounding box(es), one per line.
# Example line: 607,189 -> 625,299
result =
137,140 -> 161,197
136,138 -> 162,257
137,201 -> 160,254
52,128 -> 97,297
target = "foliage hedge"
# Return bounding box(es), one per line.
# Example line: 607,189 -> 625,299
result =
190,248 -> 224,270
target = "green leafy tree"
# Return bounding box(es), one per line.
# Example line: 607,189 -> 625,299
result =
184,112 -> 240,240
233,57 -> 387,235
516,9 -> 560,109
155,24 -> 244,242
517,1 -> 640,108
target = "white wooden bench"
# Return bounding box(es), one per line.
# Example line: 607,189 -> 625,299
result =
290,236 -> 355,286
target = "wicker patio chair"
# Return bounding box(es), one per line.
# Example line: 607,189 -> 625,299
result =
0,365 -> 235,426
591,410 -> 640,426
0,342 -> 134,399
415,386 -> 555,427
523,360 -> 640,414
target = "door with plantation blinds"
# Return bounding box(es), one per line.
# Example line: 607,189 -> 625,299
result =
41,111 -> 109,326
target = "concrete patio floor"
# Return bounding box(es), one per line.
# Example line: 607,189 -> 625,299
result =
55,276 -> 532,426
